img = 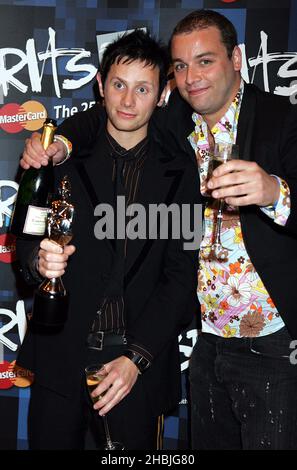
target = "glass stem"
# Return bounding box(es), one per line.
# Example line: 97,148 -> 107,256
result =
214,199 -> 224,245
102,415 -> 115,450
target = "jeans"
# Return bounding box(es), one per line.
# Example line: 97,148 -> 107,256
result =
189,327 -> 297,449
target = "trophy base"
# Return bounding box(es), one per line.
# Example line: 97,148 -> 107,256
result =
32,290 -> 69,328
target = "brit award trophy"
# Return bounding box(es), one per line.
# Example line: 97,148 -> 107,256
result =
32,176 -> 74,328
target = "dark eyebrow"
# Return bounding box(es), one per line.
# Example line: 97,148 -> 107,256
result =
111,77 -> 153,86
172,52 -> 216,63
135,81 -> 153,86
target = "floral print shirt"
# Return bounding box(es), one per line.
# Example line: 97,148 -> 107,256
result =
188,81 -> 291,338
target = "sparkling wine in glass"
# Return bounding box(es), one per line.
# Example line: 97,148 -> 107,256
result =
85,364 -> 125,450
209,143 -> 239,260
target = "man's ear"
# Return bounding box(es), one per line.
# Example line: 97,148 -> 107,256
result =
96,72 -> 104,99
232,46 -> 242,72
156,83 -> 170,108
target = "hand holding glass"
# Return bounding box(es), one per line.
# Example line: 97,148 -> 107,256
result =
85,364 -> 125,450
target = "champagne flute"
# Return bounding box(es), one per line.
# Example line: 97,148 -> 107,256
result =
211,143 -> 239,259
85,364 -> 125,450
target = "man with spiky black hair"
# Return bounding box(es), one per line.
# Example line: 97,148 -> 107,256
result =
16,29 -> 198,450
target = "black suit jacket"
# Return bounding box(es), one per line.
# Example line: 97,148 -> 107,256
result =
161,83 -> 297,339
16,132 -> 200,416
55,83 -> 297,339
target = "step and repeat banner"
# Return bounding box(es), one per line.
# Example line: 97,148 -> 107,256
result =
0,0 -> 297,450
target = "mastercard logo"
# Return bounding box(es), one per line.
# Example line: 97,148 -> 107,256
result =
0,101 -> 47,134
0,233 -> 17,264
0,361 -> 34,389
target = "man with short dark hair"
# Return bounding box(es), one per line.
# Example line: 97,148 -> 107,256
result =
167,10 -> 297,450
16,30 -> 198,450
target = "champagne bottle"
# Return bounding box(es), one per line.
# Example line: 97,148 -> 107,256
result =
10,118 -> 57,238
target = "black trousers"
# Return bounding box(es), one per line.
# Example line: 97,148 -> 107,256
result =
190,327 -> 297,450
28,345 -> 163,450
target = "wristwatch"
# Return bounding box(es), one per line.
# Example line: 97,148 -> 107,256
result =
123,350 -> 151,374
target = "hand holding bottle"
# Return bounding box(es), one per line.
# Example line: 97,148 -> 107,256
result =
11,118 -> 57,238
20,132 -> 67,169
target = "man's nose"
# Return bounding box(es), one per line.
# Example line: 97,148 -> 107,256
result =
121,89 -> 135,108
185,65 -> 201,86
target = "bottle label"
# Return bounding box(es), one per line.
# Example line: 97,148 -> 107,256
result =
23,205 -> 49,236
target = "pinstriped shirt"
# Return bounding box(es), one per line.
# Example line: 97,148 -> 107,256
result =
87,132 -> 153,362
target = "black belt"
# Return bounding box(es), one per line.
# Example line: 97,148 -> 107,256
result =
87,331 -> 127,351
